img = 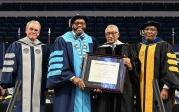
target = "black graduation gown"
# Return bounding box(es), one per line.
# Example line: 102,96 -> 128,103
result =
131,40 -> 179,112
91,43 -> 135,112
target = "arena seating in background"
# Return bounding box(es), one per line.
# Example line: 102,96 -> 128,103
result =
0,16 -> 179,44
1,3 -> 179,11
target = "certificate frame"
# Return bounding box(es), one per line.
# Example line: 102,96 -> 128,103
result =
81,54 -> 126,93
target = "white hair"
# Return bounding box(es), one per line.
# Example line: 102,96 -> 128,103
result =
105,24 -> 119,33
26,20 -> 41,31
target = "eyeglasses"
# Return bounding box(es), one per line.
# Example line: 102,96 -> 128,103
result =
144,28 -> 157,32
73,21 -> 86,26
105,32 -> 118,36
29,27 -> 39,32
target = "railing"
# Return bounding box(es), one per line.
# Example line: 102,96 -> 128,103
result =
153,79 -> 166,112
6,80 -> 21,112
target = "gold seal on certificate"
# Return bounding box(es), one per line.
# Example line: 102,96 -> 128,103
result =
81,54 -> 126,93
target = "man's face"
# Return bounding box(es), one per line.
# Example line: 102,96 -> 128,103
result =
72,19 -> 86,36
25,22 -> 41,42
143,26 -> 158,40
105,27 -> 119,43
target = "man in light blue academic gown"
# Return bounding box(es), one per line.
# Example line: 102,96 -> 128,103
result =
47,15 -> 95,112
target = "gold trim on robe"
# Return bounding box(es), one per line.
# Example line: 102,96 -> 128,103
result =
139,43 -> 157,112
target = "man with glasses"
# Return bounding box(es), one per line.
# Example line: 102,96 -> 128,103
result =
0,20 -> 49,112
47,15 -> 95,112
92,24 -> 135,112
131,21 -> 179,112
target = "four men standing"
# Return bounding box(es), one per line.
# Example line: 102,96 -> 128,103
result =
0,16 -> 179,112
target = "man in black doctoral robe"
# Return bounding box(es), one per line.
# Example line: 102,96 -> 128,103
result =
131,21 -> 179,112
92,24 -> 136,112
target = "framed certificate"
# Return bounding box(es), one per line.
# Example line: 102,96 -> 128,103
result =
81,54 -> 126,93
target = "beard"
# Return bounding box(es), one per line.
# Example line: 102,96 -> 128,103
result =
73,27 -> 85,36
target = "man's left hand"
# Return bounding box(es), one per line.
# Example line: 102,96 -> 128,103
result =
160,88 -> 169,100
123,58 -> 132,70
